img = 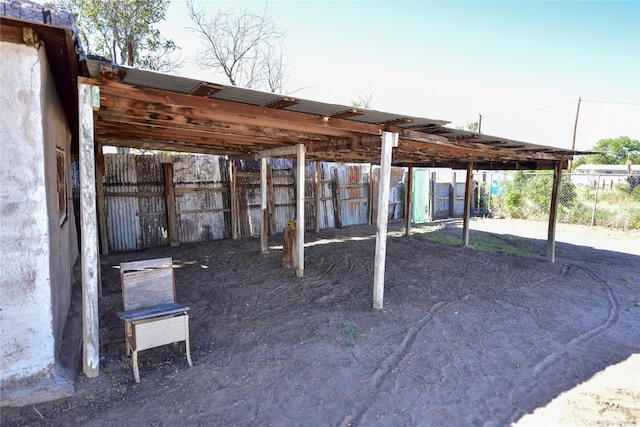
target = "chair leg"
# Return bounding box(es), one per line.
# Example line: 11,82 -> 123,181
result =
185,315 -> 193,368
132,350 -> 140,383
125,322 -> 132,357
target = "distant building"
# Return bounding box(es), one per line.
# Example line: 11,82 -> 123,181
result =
572,164 -> 639,187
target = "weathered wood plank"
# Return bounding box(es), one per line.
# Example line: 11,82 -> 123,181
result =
163,163 -> 180,246
296,144 -> 306,277
373,132 -> 397,309
315,162 -> 321,233
405,166 -> 413,236
79,83 -> 100,378
547,161 -> 563,262
261,157 -> 268,253
332,169 -> 343,229
462,162 -> 474,247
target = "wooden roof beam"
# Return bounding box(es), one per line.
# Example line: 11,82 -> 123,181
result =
328,109 -> 366,119
263,97 -> 299,109
189,82 -> 223,97
85,78 -> 385,136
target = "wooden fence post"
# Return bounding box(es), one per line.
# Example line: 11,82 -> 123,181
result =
163,163 -> 179,246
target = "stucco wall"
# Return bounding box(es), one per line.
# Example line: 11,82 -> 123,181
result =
0,40 -> 77,382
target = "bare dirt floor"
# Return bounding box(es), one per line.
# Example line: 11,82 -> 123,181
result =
2,218 -> 640,426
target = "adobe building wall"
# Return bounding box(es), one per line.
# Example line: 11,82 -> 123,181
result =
0,38 -> 78,387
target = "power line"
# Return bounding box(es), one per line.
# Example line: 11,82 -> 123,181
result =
518,100 -> 576,113
582,99 -> 640,106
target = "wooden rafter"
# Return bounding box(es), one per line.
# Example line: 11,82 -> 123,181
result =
263,97 -> 299,109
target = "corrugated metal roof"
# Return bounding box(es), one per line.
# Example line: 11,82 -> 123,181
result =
86,58 -> 586,170
87,59 -> 449,128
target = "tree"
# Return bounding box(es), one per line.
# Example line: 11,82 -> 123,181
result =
55,0 -> 182,72
186,1 -> 289,93
456,121 -> 479,132
573,136 -> 640,167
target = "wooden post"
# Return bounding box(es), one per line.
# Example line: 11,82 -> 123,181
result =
296,144 -> 306,277
547,161 -> 563,262
315,161 -> 321,233
163,163 -> 180,246
282,225 -> 295,268
229,160 -> 238,240
331,168 -> 343,229
95,144 -> 108,255
267,164 -> 276,234
405,166 -> 413,236
373,132 -> 397,309
368,163 -> 374,225
260,157 -> 268,253
462,162 -> 474,247
79,83 -> 100,378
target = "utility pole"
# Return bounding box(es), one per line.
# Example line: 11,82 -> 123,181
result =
568,97 -> 581,173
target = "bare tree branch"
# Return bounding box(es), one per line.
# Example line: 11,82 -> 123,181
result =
186,0 -> 289,93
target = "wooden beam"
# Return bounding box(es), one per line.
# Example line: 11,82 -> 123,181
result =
405,166 -> 413,236
296,144 -> 306,277
373,132 -> 397,309
163,163 -> 180,246
188,82 -> 223,97
328,109 -> 366,119
93,79 -> 383,136
547,161 -> 563,262
462,162 -> 474,247
78,83 -> 100,378
229,160 -> 238,239
332,168 -> 343,229
256,145 -> 300,159
261,157 -> 268,253
263,97 -> 299,109
315,161 -> 321,233
95,144 -> 108,255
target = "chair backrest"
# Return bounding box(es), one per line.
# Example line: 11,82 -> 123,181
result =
120,257 -> 176,311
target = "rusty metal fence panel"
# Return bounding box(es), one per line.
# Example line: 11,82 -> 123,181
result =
104,153 -> 230,251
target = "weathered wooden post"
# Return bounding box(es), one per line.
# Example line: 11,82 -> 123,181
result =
79,83 -> 100,378
373,131 -> 398,309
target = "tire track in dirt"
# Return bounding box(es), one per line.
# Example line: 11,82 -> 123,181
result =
508,264 -> 621,422
341,301 -> 448,426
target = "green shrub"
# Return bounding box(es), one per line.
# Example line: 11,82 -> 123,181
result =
495,171 -> 640,229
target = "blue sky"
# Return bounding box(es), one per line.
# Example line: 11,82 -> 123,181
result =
159,1 -> 640,151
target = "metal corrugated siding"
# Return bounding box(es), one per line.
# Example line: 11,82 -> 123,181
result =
121,68 -> 201,94
104,154 -> 143,251
334,164 -> 370,226
210,86 -> 282,106
174,155 -> 229,242
86,59 -> 451,127
104,153 -> 231,251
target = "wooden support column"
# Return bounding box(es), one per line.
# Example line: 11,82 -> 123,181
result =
373,132 -> 398,309
79,83 -> 99,378
405,166 -> 414,236
267,164 -> 276,234
296,144 -> 306,277
95,144 -> 108,255
368,163 -> 374,226
261,157 -> 268,253
462,162 -> 474,247
331,169 -> 343,229
547,161 -> 563,262
163,163 -> 180,246
229,160 -> 238,240
315,161 -> 321,233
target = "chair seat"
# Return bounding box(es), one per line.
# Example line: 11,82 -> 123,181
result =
118,302 -> 189,322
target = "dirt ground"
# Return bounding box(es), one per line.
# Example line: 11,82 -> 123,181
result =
2,218 -> 639,426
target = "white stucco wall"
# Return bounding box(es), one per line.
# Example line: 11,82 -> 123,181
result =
0,39 -> 77,382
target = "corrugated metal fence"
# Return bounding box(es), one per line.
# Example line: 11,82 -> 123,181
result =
100,153 -> 467,252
